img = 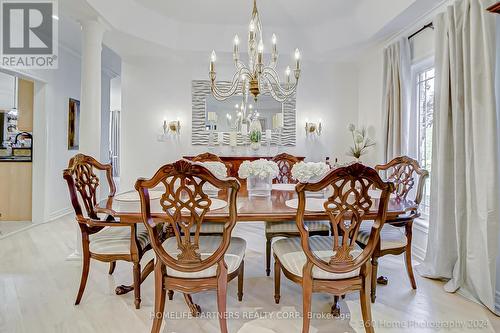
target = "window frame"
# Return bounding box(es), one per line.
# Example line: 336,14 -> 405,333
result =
410,56 -> 434,220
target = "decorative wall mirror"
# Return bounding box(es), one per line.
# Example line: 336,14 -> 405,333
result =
191,80 -> 296,146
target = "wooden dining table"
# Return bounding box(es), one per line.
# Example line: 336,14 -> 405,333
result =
95,185 -> 417,296
96,187 -> 417,223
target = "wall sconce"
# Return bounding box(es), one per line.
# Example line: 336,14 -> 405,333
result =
305,118 -> 322,136
162,118 -> 181,136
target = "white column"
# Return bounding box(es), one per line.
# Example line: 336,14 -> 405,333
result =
79,20 -> 105,158
67,20 -> 105,261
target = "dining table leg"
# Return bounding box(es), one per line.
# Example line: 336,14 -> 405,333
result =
115,258 -> 155,295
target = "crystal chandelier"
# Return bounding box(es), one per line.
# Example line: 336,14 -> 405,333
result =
209,0 -> 301,105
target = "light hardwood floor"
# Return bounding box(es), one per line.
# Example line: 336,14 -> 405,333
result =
1,216 -> 499,333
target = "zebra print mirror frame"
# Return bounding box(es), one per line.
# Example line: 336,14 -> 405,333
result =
191,80 -> 296,146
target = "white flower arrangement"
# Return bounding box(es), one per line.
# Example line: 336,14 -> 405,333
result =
198,161 -> 228,179
291,161 -> 330,183
193,161 -> 228,197
347,124 -> 375,159
238,159 -> 279,179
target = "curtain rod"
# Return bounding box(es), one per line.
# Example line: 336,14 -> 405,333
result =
408,22 -> 434,40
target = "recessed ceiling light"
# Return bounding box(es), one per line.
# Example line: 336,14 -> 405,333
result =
52,15 -> 59,20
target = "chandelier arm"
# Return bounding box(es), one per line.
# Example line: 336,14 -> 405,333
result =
267,59 -> 278,70
235,59 -> 247,71
210,67 -> 252,101
264,78 -> 286,103
261,68 -> 298,98
260,74 -> 292,103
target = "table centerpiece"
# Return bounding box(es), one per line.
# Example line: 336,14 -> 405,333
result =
238,159 -> 279,197
196,161 -> 228,197
291,161 -> 330,197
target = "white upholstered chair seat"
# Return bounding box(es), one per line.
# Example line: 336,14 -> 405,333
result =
89,223 -> 150,254
163,236 -> 246,279
356,221 -> 407,250
265,221 -> 330,233
273,236 -> 362,280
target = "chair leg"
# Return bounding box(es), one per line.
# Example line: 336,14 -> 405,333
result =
238,260 -> 244,301
108,261 -> 116,275
151,261 -> 166,333
274,256 -> 281,304
75,237 -> 90,305
183,293 -> 201,317
216,263 -> 229,333
370,256 -> 378,303
133,261 -> 141,309
360,264 -> 374,333
302,266 -> 313,333
404,222 -> 417,289
266,236 -> 272,276
167,290 -> 174,300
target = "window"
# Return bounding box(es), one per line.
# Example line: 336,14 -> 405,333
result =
415,66 -> 434,216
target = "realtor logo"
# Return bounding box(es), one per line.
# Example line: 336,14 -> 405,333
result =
1,0 -> 58,69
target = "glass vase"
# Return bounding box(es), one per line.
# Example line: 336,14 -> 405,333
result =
249,118 -> 262,151
247,174 -> 272,197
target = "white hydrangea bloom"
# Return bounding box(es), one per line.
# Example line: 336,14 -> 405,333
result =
200,161 -> 227,179
291,161 -> 330,183
238,159 -> 279,179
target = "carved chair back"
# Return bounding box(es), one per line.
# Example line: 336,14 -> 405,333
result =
191,152 -> 231,176
135,160 -> 240,273
375,156 -> 429,205
295,163 -> 394,274
63,154 -> 116,222
271,153 -> 301,184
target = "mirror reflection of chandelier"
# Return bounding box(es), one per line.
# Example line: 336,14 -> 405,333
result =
209,0 -> 301,108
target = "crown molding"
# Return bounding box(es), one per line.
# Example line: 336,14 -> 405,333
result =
382,0 -> 450,48
58,41 -> 81,60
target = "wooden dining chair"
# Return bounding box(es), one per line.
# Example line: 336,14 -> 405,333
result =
264,153 -> 330,276
356,156 -> 429,302
135,159 -> 245,333
273,163 -> 394,333
63,154 -> 154,309
190,152 -> 232,235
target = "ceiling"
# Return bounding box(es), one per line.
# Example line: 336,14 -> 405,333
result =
135,0 -> 358,26
60,0 -> 445,61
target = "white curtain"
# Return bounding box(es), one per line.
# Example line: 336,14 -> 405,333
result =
418,0 -> 499,312
382,37 -> 412,162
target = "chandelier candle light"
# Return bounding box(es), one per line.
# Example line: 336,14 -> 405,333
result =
209,0 -> 301,105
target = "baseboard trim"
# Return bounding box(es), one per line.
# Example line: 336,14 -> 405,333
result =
0,218 -> 55,240
414,218 -> 429,234
412,244 -> 426,262
0,207 -> 73,240
47,207 -> 73,222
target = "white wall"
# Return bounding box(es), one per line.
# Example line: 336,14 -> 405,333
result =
356,45 -> 385,166
119,51 -> 359,190
16,46 -> 83,221
0,72 -> 15,110
494,15 -> 500,315
410,28 -> 435,63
